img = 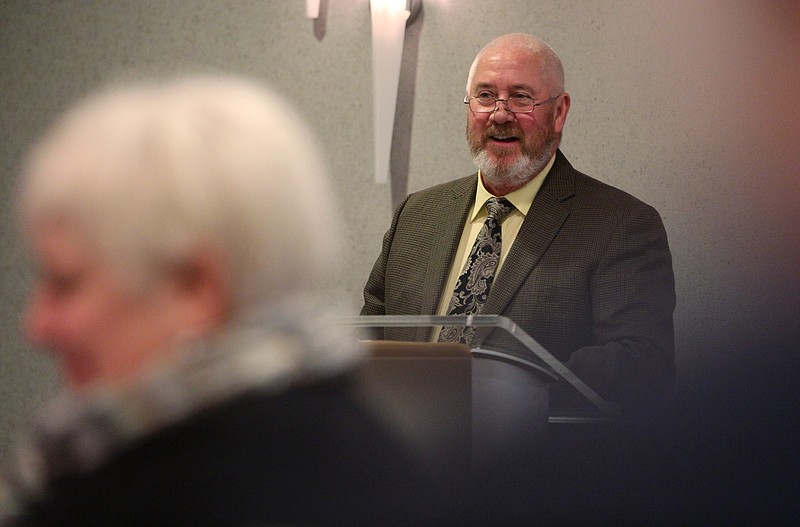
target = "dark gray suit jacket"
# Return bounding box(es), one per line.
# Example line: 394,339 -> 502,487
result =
361,150 -> 676,404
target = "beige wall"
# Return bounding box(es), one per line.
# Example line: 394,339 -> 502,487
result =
1,0 -> 798,451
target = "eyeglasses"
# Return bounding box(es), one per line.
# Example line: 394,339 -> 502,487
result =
464,93 -> 560,113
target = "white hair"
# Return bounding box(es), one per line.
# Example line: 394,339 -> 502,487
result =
465,33 -> 565,95
18,75 -> 340,312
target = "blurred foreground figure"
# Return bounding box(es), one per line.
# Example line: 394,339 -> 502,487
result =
1,76 -> 447,526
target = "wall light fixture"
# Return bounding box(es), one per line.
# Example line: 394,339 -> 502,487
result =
370,0 -> 421,184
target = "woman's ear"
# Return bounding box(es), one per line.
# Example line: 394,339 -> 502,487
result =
170,246 -> 232,334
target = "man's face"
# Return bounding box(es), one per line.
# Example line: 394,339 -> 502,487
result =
466,47 -> 568,193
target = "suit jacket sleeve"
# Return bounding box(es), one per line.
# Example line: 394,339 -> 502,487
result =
559,198 -> 676,404
360,194 -> 411,339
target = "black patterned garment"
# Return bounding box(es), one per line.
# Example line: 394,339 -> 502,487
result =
0,300 -> 463,526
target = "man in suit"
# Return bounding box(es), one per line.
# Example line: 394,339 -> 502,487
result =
361,33 -> 676,406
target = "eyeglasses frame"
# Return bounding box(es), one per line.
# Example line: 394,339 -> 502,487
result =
463,94 -> 561,114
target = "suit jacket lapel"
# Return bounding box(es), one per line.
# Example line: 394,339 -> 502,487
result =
415,176 -> 477,340
475,151 -> 575,344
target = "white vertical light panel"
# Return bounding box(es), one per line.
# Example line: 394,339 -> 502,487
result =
306,0 -> 320,18
370,0 -> 411,184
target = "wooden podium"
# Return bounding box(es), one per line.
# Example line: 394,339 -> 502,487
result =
355,340 -> 472,478
344,315 -> 618,475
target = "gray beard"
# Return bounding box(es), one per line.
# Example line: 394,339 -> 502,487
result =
472,137 -> 556,191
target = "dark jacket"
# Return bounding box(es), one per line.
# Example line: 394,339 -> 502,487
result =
15,374 -> 458,526
361,150 -> 676,405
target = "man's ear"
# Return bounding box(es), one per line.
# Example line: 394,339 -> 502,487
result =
171,246 -> 232,334
553,92 -> 571,134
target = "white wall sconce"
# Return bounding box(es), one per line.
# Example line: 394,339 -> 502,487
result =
306,0 -> 320,18
370,0 -> 421,184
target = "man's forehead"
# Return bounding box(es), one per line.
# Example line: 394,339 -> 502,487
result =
471,54 -> 547,90
475,48 -> 543,74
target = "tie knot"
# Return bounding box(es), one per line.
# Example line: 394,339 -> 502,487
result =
485,197 -> 514,223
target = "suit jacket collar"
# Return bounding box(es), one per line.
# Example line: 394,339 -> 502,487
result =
539,149 -> 577,203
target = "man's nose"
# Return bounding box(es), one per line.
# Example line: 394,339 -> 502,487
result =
489,102 -> 515,124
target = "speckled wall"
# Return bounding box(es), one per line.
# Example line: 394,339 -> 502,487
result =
1,1 -> 798,453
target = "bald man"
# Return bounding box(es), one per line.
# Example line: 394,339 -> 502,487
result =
361,33 -> 676,406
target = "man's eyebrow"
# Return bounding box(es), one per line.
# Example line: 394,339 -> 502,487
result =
471,82 -> 539,94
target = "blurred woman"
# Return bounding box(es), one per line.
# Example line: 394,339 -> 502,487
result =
1,76 -> 442,526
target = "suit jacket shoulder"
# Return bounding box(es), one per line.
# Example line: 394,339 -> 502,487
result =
540,150 -> 655,214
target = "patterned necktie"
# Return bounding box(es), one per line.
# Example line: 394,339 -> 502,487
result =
439,197 -> 514,345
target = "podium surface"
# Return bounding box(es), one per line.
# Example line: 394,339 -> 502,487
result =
342,314 -> 618,420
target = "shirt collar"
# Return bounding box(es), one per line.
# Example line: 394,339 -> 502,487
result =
471,154 -> 556,221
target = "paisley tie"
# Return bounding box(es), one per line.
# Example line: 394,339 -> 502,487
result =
439,197 -> 514,344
